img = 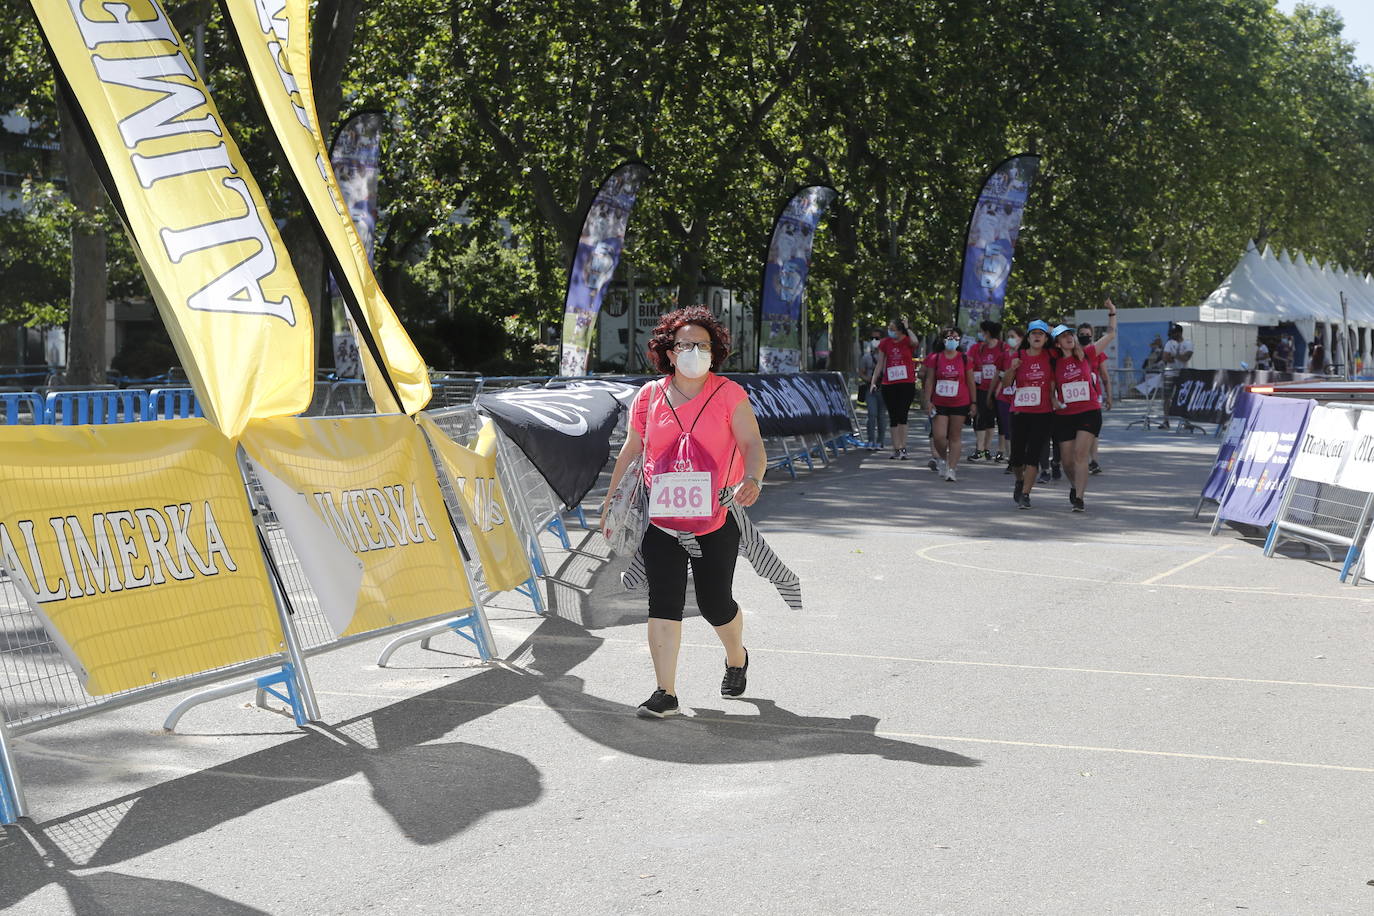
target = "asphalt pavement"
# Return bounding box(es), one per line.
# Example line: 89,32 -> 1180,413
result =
3,402 -> 1374,915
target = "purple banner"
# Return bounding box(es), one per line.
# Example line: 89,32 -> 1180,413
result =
559,162 -> 650,377
1200,388 -> 1258,502
1215,395 -> 1315,527
759,186 -> 836,374
956,155 -> 1039,337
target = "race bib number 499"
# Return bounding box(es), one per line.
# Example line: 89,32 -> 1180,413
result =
1014,387 -> 1042,408
650,471 -> 713,518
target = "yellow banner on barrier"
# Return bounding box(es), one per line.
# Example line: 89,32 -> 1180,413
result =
224,0 -> 431,416
29,0 -> 314,436
0,420 -> 281,696
418,414 -> 532,593
241,416 -> 471,637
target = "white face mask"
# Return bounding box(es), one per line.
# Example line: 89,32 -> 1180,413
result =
675,347 -> 711,378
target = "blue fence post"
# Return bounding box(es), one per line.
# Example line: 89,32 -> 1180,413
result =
0,720 -> 25,824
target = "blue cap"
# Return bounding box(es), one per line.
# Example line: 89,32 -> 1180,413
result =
1027,320 -> 1052,336
1051,324 -> 1074,339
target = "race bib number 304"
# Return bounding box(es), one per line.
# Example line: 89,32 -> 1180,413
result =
885,364 -> 909,382
650,471 -> 713,518
1062,380 -> 1091,403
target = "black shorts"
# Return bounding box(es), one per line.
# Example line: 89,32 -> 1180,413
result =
881,382 -> 917,425
973,389 -> 997,430
1052,409 -> 1103,442
934,403 -> 970,418
1010,411 -> 1054,468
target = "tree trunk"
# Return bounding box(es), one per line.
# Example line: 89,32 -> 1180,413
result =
828,200 -> 860,374
675,219 -> 709,308
56,92 -> 107,386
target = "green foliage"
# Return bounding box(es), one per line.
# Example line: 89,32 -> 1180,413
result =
4,0 -> 1374,374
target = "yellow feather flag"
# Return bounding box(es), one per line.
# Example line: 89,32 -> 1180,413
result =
29,0 -> 313,436
224,0 -> 432,415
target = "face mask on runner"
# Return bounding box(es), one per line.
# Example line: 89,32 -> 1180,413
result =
887,329 -> 900,339
1006,337 -> 1021,348
944,339 -> 959,351
1078,334 -> 1092,346
675,347 -> 711,378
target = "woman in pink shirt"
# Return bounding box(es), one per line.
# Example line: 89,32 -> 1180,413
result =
1052,302 -> 1117,511
920,327 -> 977,482
1001,320 -> 1056,509
602,307 -> 767,719
869,316 -> 921,459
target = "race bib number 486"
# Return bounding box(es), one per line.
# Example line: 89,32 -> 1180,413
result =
650,471 -> 713,518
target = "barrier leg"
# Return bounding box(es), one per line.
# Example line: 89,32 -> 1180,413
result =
0,718 -> 27,824
163,665 -> 307,732
573,506 -> 589,530
376,611 -> 493,668
546,516 -> 572,550
1262,479 -> 1297,557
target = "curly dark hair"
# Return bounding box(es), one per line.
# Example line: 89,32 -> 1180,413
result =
646,306 -> 731,375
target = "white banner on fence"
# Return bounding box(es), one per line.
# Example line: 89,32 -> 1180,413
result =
1290,405 -> 1358,485
1335,410 -> 1374,494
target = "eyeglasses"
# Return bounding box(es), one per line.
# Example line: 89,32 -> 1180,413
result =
673,341 -> 712,353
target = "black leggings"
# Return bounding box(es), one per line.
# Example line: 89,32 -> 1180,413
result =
881,382 -> 917,426
1010,412 -> 1054,468
642,513 -> 741,626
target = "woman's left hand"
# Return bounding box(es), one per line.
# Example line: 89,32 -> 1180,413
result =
734,478 -> 762,507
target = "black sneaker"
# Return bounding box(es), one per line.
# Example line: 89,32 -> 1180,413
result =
1018,493 -> 1032,510
1037,470 -> 1051,484
637,688 -> 680,718
1069,487 -> 1077,505
1003,462 -> 1013,475
721,649 -> 749,697
968,451 -> 981,462
1051,463 -> 1063,481
1089,461 -> 1102,475
1013,479 -> 1024,506
993,451 -> 1005,462
927,458 -> 937,471
899,448 -> 909,460
1072,496 -> 1086,512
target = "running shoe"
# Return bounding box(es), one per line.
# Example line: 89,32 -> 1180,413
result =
1013,479 -> 1024,505
899,448 -> 910,460
936,458 -> 947,477
1089,461 -> 1102,475
721,650 -> 749,697
890,450 -> 902,459
1018,493 -> 1032,510
1051,463 -> 1063,481
636,688 -> 680,718
945,469 -> 957,482
927,458 -> 938,471
967,451 -> 979,463
1003,463 -> 1013,475
993,451 -> 1005,462
1069,487 -> 1077,505
1037,470 -> 1051,484
1071,496 -> 1086,513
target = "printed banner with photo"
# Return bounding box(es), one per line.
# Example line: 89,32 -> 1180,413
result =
0,420 -> 280,696
1165,369 -> 1309,425
417,414 -> 532,593
1200,389 -> 1258,503
224,0 -> 431,415
558,162 -> 651,377
956,155 -> 1039,338
758,186 -> 837,374
328,110 -> 385,379
242,416 -> 472,638
30,0 -> 313,435
1215,396 -> 1315,528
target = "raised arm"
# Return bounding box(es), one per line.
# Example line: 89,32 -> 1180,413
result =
1093,297 -> 1119,351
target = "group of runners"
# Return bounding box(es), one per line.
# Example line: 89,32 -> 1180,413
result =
867,300 -> 1118,511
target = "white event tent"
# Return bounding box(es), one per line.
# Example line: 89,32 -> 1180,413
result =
1076,243 -> 1374,374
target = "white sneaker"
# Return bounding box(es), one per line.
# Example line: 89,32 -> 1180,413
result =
936,458 -> 947,477
945,469 -> 957,482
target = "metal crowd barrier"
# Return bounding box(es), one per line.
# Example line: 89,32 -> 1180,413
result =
1264,477 -> 1374,580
